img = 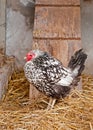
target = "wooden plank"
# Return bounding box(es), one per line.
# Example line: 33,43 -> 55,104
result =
32,39 -> 81,66
33,7 -> 81,38
0,0 -> 6,54
0,55 -> 5,67
0,59 -> 14,99
36,0 -> 80,6
0,26 -> 5,53
0,0 -> 6,25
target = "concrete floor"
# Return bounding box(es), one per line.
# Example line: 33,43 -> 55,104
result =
81,0 -> 93,74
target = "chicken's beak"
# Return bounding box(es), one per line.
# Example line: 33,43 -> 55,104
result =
24,57 -> 26,60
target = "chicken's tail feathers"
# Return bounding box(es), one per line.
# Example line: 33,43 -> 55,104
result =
68,49 -> 87,77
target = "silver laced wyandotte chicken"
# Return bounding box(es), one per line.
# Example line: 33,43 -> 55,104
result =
24,49 -> 87,110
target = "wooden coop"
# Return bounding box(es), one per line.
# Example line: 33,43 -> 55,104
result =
0,0 -> 93,129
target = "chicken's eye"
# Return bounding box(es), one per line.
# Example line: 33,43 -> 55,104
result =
29,54 -> 33,57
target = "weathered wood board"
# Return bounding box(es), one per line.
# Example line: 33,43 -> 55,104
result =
36,0 -> 80,6
33,7 -> 81,39
0,57 -> 15,99
0,0 -> 6,54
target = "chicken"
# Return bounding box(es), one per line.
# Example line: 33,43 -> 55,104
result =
24,49 -> 87,109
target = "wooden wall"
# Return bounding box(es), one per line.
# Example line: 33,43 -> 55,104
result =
0,0 -> 6,54
33,0 -> 81,66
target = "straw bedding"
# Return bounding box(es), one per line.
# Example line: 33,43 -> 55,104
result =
0,71 -> 93,130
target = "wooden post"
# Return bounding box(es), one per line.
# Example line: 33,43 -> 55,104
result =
0,0 -> 6,54
30,0 -> 82,99
0,0 -> 15,99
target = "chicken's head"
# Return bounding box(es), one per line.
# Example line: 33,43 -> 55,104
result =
24,50 -> 44,61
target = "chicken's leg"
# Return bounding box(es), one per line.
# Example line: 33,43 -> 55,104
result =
47,97 -> 56,110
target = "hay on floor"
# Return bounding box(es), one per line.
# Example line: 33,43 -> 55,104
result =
0,71 -> 93,130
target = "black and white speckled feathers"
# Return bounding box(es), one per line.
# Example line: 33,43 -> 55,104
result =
24,49 -> 87,99
24,51 -> 72,98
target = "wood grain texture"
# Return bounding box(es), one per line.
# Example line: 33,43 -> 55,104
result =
36,0 -> 80,6
33,7 -> 81,38
0,0 -> 6,54
32,39 -> 81,66
0,60 -> 14,99
29,84 -> 41,101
